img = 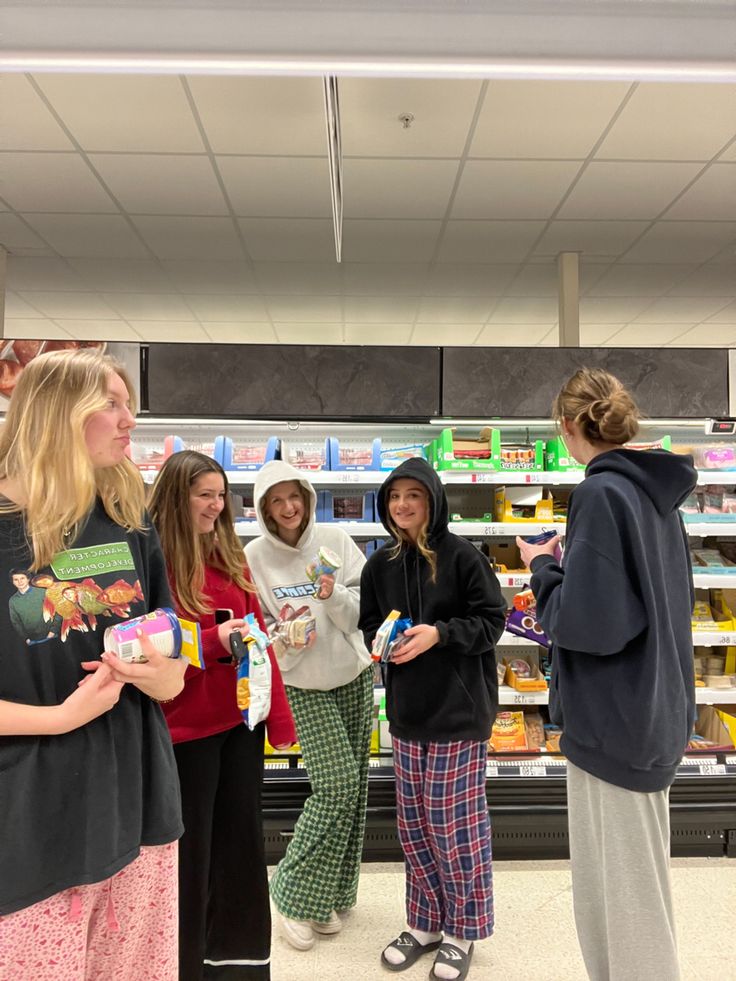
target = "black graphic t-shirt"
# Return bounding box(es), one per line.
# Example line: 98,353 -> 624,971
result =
0,500 -> 183,914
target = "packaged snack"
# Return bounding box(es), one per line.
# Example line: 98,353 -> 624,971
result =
505,588 -> 550,647
489,711 -> 528,751
524,712 -> 546,750
231,613 -> 272,730
544,725 -> 563,753
103,607 -> 205,666
371,610 -> 413,662
270,603 -> 317,652
305,546 -> 343,594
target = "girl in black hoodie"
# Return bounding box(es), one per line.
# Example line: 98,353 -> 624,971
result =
359,459 -> 505,981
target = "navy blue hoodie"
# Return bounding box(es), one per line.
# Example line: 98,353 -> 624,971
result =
530,448 -> 697,792
359,459 -> 506,742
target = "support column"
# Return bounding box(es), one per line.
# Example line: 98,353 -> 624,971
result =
557,251 -> 580,347
0,247 -> 6,339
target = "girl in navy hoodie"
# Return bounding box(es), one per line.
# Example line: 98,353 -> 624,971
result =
359,459 -> 505,981
519,368 -> 696,981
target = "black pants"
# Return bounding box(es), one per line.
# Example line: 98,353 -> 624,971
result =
174,723 -> 270,981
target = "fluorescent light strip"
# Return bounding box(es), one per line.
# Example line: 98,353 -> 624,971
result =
2,53 -> 736,82
323,76 -> 343,264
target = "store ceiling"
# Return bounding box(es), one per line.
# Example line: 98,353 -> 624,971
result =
1,73 -> 735,347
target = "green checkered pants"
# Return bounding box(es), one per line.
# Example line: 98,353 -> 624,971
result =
270,666 -> 374,922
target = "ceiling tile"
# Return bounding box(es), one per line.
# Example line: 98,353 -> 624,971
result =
634,297 -> 734,323
199,323 -> 278,343
6,255 -> 86,290
504,260 -> 612,297
19,291 -> 118,319
266,296 -> 342,323
89,154 -> 228,215
416,297 -> 494,323
621,221 -> 736,263
188,76 -> 325,154
340,79 -> 482,157
217,156 -> 331,217
412,324 -> 480,345
0,213 -> 48,251
342,296 -> 419,323
559,162 -> 702,219
438,221 -> 546,262
675,324 -> 736,345
596,83 -> 736,161
579,325 -> 627,345
183,295 -> 269,322
343,324 -> 411,345
424,264 -> 518,296
342,220 -> 441,262
4,318 -> 73,339
343,159 -> 459,218
69,258 -> 174,292
452,161 -> 580,219
704,300 -> 736,323
161,260 -> 258,294
0,153 -> 116,212
342,262 -> 429,295
4,293 -> 42,317
579,297 -> 656,322
587,263 -> 698,296
238,218 -> 335,261
253,262 -> 342,294
487,298 -> 558,323
133,216 -> 242,260
474,323 -> 554,345
668,261 -> 736,296
601,323 -> 692,345
102,293 -> 197,320
34,74 -> 205,152
470,80 -> 630,158
719,142 -> 736,162
274,324 -> 343,344
50,319 -> 141,341
22,214 -> 149,258
534,221 -> 649,258
0,74 -> 73,150
127,321 -> 210,342
664,164 -> 736,220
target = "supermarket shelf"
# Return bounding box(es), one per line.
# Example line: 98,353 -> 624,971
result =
439,471 -> 585,486
235,520 -> 568,539
498,684 -> 549,705
692,572 -> 736,588
692,631 -> 736,646
696,686 -> 736,704
235,520 -> 382,537
696,471 -> 736,485
685,523 -> 736,537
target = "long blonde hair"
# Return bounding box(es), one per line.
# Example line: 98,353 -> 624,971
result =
553,367 -> 640,445
148,450 -> 254,617
0,349 -> 146,570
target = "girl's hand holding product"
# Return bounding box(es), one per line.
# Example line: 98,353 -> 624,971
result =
305,546 -> 342,596
217,617 -> 247,652
82,629 -> 187,702
390,623 -> 440,664
315,573 -> 335,600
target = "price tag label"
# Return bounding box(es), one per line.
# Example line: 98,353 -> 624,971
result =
726,756 -> 736,765
486,765 -> 499,778
699,763 -> 726,775
513,693 -> 537,704
471,473 -> 496,484
483,525 -> 508,536
681,756 -> 717,766
333,472 -> 362,483
500,575 -> 526,588
519,763 -> 546,777
523,473 -> 546,484
716,635 -> 733,645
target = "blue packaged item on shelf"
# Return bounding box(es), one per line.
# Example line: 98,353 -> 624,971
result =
215,435 -> 280,471
328,437 -> 380,471
321,489 -> 375,523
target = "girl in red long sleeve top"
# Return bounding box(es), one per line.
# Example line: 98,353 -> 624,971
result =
150,451 -> 295,981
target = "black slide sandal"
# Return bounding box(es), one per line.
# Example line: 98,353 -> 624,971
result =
380,932 -> 442,972
429,941 -> 475,981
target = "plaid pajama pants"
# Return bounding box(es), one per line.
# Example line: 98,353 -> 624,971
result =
393,736 -> 494,941
270,667 -> 373,922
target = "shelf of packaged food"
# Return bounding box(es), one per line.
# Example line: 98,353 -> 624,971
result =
696,471 -> 736,485
496,686 -> 736,706
692,631 -> 736,646
439,471 -> 585,486
684,522 -> 736,537
234,520 -> 569,539
483,754 -> 736,779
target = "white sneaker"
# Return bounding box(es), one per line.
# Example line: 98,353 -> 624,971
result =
311,911 -> 342,935
281,915 -> 315,951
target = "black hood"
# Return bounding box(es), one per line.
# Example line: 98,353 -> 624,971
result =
377,458 -> 449,543
586,448 -> 696,517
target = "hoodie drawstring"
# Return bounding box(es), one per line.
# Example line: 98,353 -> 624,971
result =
105,879 -> 120,932
67,888 -> 83,924
401,549 -> 424,623
66,882 -> 120,932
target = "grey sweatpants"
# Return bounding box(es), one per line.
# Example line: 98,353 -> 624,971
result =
567,761 -> 680,981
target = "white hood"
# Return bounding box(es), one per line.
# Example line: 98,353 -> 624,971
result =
253,460 -> 318,552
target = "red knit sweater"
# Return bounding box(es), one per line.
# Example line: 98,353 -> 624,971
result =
162,565 -> 295,746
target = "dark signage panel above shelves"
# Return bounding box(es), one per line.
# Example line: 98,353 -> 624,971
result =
442,347 -> 729,418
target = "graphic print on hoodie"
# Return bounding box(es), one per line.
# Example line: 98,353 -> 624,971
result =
530,448 -> 697,793
359,458 -> 506,743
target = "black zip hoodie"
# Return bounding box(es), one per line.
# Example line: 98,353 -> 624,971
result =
359,458 -> 506,742
530,448 -> 697,792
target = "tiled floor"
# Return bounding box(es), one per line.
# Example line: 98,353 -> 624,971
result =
270,857 -> 735,980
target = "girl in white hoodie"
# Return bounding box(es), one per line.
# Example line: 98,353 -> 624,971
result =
245,461 -> 373,952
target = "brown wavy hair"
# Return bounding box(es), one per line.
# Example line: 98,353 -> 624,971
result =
553,367 -> 640,445
148,450 -> 254,616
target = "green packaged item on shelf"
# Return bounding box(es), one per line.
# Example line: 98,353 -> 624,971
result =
430,427 -> 544,473
544,436 -> 585,472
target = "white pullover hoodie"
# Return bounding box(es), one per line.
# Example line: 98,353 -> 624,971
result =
245,460 -> 371,691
